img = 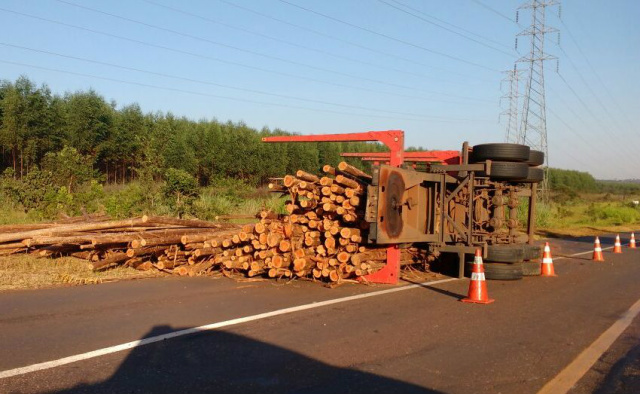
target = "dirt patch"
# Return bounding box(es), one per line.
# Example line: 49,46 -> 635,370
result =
538,225 -> 640,238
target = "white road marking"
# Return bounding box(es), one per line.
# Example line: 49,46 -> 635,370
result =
537,296 -> 640,394
554,245 -> 614,260
0,277 -> 459,379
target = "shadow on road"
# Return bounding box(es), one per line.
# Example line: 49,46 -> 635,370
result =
594,343 -> 640,394
402,279 -> 465,301
47,325 -> 442,394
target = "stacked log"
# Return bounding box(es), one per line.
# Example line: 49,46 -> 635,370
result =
0,162 -> 424,283
0,215 -> 240,276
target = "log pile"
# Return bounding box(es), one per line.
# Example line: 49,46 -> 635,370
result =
0,162 -> 425,283
0,215 -> 241,276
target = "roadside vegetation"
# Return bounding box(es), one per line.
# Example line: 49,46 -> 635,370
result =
520,168 -> 640,237
1,76 -> 639,289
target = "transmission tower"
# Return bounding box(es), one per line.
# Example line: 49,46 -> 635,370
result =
515,0 -> 560,192
500,66 -> 525,143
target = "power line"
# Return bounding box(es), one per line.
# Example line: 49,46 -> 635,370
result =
0,42 -> 488,122
215,0 -> 493,84
276,0 -> 500,72
142,0 -> 448,86
0,59 -> 491,124
55,0 -> 491,99
553,74 -> 640,166
558,40 -> 639,139
390,0 -> 513,50
378,0 -> 515,56
560,19 -> 635,130
0,8 -> 491,105
547,108 -> 636,178
470,0 -> 520,25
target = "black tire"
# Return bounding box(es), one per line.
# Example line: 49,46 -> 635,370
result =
523,244 -> 542,260
486,244 -> 525,263
477,161 -> 529,180
471,143 -> 530,162
465,261 -> 523,280
526,150 -> 545,166
519,167 -> 544,183
522,260 -> 541,276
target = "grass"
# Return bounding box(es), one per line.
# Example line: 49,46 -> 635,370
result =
527,192 -> 640,237
0,254 -> 160,291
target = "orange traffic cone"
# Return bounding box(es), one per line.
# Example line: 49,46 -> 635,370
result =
541,242 -> 556,277
593,237 -> 605,261
461,250 -> 494,304
629,233 -> 636,249
614,235 -> 623,253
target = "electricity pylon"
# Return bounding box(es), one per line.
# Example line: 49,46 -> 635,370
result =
500,66 -> 525,143
516,0 -> 560,193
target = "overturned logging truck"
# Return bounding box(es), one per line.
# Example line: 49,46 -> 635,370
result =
263,130 -> 543,283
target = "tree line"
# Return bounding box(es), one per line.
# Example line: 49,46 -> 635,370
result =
0,76 -> 387,187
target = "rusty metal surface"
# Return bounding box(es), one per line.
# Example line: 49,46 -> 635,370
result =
383,171 -> 405,238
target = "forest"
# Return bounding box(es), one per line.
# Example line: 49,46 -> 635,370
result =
1,76 -> 638,224
0,76 -> 388,221
0,76 -> 390,186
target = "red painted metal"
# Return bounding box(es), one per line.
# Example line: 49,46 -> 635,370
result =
262,130 -> 405,284
262,130 -> 405,167
359,157 -> 441,163
361,245 -> 401,284
341,150 -> 461,164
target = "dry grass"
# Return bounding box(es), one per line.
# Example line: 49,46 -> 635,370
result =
0,254 -> 161,291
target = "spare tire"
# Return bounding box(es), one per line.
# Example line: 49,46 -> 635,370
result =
523,244 -> 542,260
522,260 -> 541,276
471,143 -> 530,162
465,261 -> 523,280
526,150 -> 545,166
519,167 -> 544,183
487,244 -> 525,263
477,161 -> 529,180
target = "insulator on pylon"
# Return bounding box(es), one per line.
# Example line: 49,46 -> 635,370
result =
557,32 -> 561,46
515,37 -> 518,50
558,5 -> 562,19
556,59 -> 560,73
516,10 -> 519,23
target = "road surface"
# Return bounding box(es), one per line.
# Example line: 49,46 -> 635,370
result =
0,233 -> 639,393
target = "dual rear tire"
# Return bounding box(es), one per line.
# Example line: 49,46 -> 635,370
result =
466,244 -> 542,280
471,143 -> 544,183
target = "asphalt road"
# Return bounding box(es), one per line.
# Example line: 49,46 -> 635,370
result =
1,234 -> 639,394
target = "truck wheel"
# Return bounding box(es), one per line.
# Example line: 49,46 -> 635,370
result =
522,260 -> 541,276
477,161 -> 529,180
526,150 -> 545,166
523,244 -> 542,260
471,143 -> 530,162
486,244 -> 525,263
519,167 -> 544,183
465,261 -> 523,280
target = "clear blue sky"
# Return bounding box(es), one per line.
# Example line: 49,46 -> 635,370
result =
0,0 -> 638,179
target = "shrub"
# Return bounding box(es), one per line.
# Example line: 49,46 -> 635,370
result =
585,204 -> 640,225
103,182 -> 149,218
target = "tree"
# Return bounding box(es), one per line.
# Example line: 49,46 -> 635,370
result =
42,146 -> 96,192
